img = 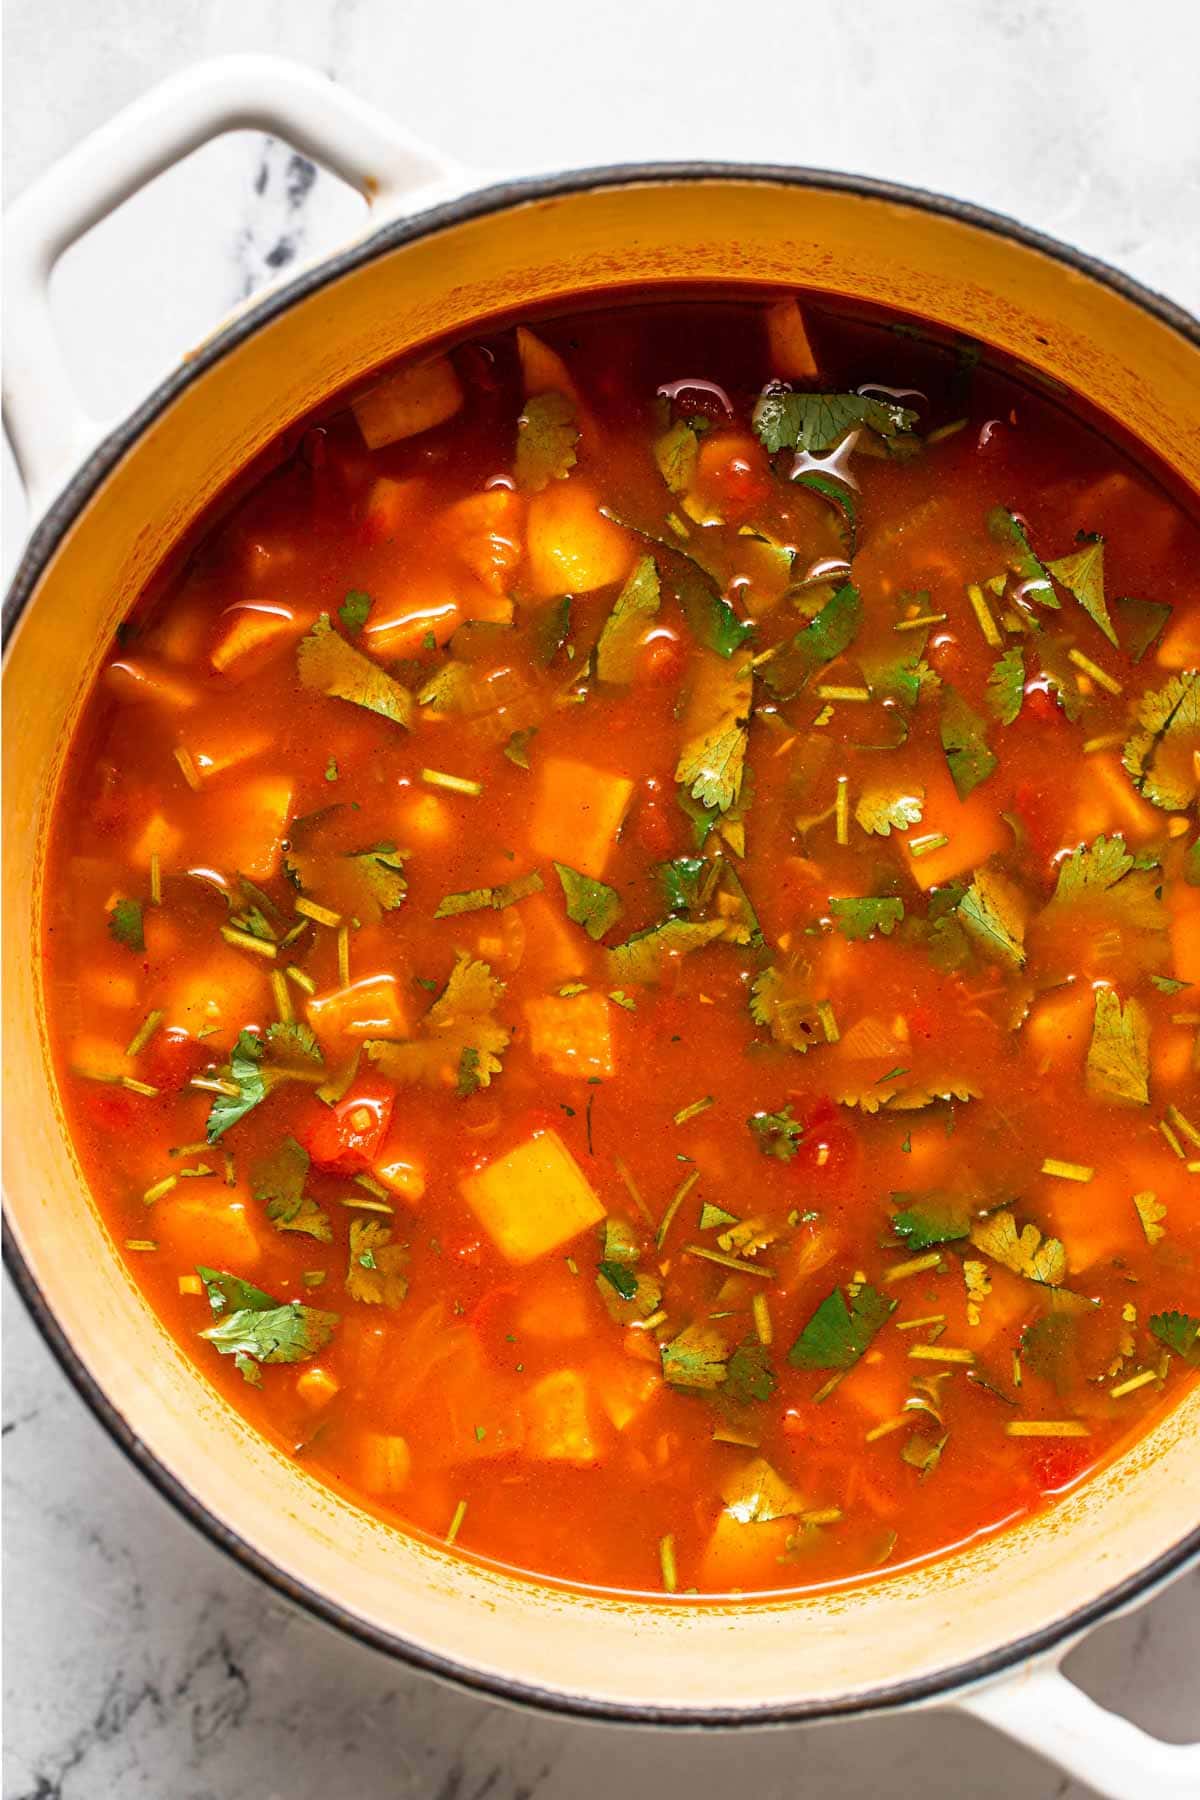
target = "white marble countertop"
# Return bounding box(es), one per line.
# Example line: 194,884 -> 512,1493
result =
3,1 -> 1198,1794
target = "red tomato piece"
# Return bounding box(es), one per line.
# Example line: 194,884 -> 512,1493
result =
297,1076 -> 396,1174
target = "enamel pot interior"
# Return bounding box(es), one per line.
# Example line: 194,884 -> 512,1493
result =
5,170 -> 1200,1722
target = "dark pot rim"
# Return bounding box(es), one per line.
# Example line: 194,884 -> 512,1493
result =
5,158 -> 1199,1726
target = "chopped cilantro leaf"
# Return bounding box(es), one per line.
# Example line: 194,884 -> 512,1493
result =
854,783 -> 925,838
1047,534 -> 1117,646
1085,988 -> 1150,1106
370,953 -> 509,1092
1122,670 -> 1200,812
435,869 -> 544,918
969,1209 -> 1065,1286
892,1194 -> 971,1249
675,648 -> 752,814
653,418 -> 701,493
554,862 -> 623,941
530,595 -> 572,669
661,1323 -> 729,1389
673,560 -> 755,659
958,867 -> 1027,968
725,1340 -> 776,1403
988,507 -> 1057,609
595,555 -> 661,684
1148,1310 -> 1200,1366
598,1260 -> 639,1301
108,897 -> 145,952
206,1030 -> 266,1143
753,388 -> 918,456
748,1105 -> 804,1160
297,612 -> 413,727
250,1137 -> 332,1244
338,588 -> 373,634
266,1020 -> 323,1067
761,583 -> 861,701
346,1218 -> 409,1306
788,1284 -> 896,1371
940,686 -> 996,799
515,391 -> 579,492
793,470 -> 858,554
986,646 -> 1025,724
607,918 -> 729,986
197,1266 -> 337,1376
749,963 -> 823,1053
1113,596 -> 1171,663
503,726 -> 537,770
658,857 -> 710,915
830,896 -> 904,941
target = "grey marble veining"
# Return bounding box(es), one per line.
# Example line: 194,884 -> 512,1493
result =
3,2 -> 1199,1794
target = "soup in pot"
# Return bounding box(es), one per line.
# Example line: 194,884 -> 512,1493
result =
43,291 -> 1200,1596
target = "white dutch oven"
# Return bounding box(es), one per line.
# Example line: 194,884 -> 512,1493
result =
3,56 -> 1198,1799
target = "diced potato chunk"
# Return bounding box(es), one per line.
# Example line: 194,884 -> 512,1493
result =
131,811 -> 182,871
439,489 -> 525,595
361,475 -> 429,544
837,1351 -> 908,1424
374,1153 -> 426,1204
519,893 -> 590,983
697,1511 -> 794,1590
352,355 -> 463,448
308,973 -> 410,1041
526,479 -> 633,596
362,575 -> 461,660
210,604 -> 298,679
357,1431 -> 413,1495
517,326 -> 582,404
69,1033 -> 133,1083
523,1368 -> 601,1464
397,791 -> 454,846
525,990 -> 614,1079
765,298 -> 819,380
529,755 -> 634,878
296,1366 -> 340,1409
213,774 -> 292,880
1168,882 -> 1200,983
1071,754 -> 1162,845
187,724 -> 272,782
79,967 -> 140,1012
459,1128 -> 605,1264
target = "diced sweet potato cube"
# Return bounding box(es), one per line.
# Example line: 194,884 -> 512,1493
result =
397,791 -> 453,846
524,990 -> 614,1079
1156,608 -> 1200,668
1168,882 -> 1200,983
357,1431 -> 413,1495
837,1350 -> 908,1424
515,1267 -> 593,1340
69,1033 -> 133,1083
187,723 -> 272,782
296,1366 -> 340,1409
167,944 -> 266,1037
361,475 -> 429,544
362,574 -> 462,660
529,755 -> 634,878
1042,1169 -> 1143,1274
130,811 -> 182,871
517,326 -> 582,405
373,1152 -> 426,1204
1024,984 -> 1094,1072
210,604 -> 298,679
899,759 -> 1008,890
105,658 -> 198,711
215,774 -> 292,879
765,298 -> 819,380
440,489 -> 525,595
519,893 -> 590,983
523,1368 -> 602,1464
156,1195 -> 262,1269
526,479 -> 633,596
352,355 -> 463,448
1071,754 -> 1162,845
459,1128 -> 605,1264
590,1351 -> 661,1431
698,1511 -> 794,1590
308,974 -> 410,1041
79,967 -> 140,1013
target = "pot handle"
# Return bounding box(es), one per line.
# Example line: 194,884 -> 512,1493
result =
959,1661 -> 1200,1799
2,54 -> 465,519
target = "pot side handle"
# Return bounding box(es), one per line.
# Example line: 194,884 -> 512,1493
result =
2,53 -> 465,520
959,1662 -> 1200,1800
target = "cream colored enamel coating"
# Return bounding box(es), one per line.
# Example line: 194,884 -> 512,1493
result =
5,159 -> 1200,1732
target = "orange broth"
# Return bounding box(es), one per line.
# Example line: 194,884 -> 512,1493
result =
42,291 -> 1200,1597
